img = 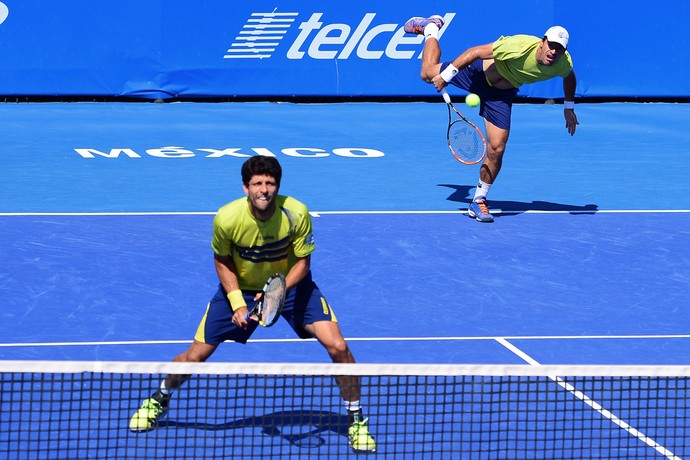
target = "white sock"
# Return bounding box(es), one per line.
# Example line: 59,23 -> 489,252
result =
159,380 -> 172,396
473,181 -> 492,201
345,399 -> 361,412
424,24 -> 439,40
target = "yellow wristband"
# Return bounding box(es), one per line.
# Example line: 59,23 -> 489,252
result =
227,290 -> 246,312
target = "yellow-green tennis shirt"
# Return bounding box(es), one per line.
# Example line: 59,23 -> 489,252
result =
211,195 -> 315,291
492,34 -> 573,88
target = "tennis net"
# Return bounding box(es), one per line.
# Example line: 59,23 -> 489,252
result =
1,361 -> 688,459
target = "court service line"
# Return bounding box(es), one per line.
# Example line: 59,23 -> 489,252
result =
2,333 -> 690,348
1,209 -> 690,217
313,209 -> 690,216
496,337 -> 681,460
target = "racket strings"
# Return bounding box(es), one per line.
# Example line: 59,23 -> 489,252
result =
449,121 -> 485,163
260,279 -> 286,324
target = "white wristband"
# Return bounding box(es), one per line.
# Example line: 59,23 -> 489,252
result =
440,64 -> 459,83
564,100 -> 575,110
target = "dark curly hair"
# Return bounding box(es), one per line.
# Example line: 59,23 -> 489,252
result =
241,156 -> 282,186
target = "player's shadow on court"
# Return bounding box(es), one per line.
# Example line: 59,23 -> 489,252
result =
440,184 -> 599,217
159,409 -> 348,449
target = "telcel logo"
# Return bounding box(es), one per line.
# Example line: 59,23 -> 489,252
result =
224,12 -> 453,60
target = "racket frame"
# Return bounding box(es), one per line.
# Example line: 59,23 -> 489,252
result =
442,89 -> 487,165
245,273 -> 286,327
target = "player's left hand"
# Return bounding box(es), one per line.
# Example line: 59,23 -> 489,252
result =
564,109 -> 579,136
232,307 -> 251,329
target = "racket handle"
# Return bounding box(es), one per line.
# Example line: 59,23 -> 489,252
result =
441,89 -> 451,104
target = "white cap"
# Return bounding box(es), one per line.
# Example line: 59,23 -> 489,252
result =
544,26 -> 569,49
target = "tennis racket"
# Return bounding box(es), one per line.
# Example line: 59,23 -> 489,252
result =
441,89 -> 487,165
245,273 -> 286,327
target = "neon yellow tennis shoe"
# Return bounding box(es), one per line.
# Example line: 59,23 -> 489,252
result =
129,396 -> 168,432
348,418 -> 376,453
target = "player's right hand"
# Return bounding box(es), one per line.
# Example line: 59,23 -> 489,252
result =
432,74 -> 448,92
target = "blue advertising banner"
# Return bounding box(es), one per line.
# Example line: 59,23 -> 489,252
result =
0,1 -> 687,99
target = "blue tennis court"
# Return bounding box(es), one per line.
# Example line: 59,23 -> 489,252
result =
1,101 -> 690,458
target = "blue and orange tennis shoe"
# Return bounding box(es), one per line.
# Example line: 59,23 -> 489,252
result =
404,15 -> 445,35
468,197 -> 494,223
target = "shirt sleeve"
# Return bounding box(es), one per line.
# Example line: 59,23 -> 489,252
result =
211,210 -> 232,256
283,199 -> 315,258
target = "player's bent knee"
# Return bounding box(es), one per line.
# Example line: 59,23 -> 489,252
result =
175,342 -> 215,363
326,340 -> 352,362
488,143 -> 506,158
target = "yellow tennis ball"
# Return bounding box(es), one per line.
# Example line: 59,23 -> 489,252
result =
466,93 -> 480,107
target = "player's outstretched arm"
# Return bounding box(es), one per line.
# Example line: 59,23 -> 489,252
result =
563,71 -> 579,136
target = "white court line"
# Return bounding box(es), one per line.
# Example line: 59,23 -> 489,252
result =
2,333 -> 690,347
1,209 -> 690,217
496,338 -> 682,460
0,211 -> 217,216
313,209 -> 690,215
496,338 -> 681,460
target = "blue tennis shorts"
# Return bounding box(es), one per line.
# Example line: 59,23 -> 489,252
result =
193,271 -> 338,345
441,60 -> 518,130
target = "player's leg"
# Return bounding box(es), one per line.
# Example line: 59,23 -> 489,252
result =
479,119 -> 510,187
287,274 -> 375,453
129,340 -> 219,432
305,320 -> 358,399
166,340 -> 219,387
307,320 -> 376,453
294,280 -> 360,404
404,16 -> 445,83
469,120 -> 509,222
421,44 -> 444,83
130,287 -> 256,432
467,93 -> 514,222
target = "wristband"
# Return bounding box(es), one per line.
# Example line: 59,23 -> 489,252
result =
564,100 -> 575,110
440,64 -> 459,83
227,290 -> 246,312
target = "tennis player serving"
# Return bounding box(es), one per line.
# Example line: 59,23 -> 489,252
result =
129,156 -> 376,454
405,16 -> 579,222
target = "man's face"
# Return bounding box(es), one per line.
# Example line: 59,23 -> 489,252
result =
536,38 -> 566,66
243,174 -> 278,218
